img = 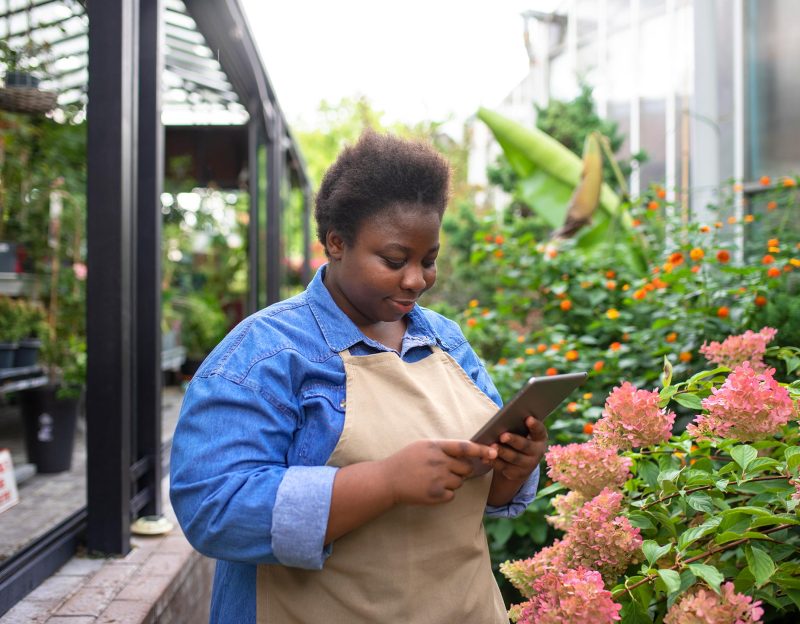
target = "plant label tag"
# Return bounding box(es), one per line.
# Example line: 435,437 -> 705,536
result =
0,449 -> 20,514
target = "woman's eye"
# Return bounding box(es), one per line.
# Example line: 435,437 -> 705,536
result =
383,257 -> 406,269
423,259 -> 437,269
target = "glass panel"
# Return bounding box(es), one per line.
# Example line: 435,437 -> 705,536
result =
0,114 -> 87,563
639,98 -> 666,189
576,0 -> 599,41
746,0 -> 800,178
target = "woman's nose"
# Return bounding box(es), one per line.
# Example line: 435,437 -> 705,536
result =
401,265 -> 426,291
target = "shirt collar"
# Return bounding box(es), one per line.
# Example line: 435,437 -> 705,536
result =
306,264 -> 442,354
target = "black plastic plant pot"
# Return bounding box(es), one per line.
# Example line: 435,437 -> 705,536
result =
20,386 -> 80,474
4,71 -> 40,88
0,342 -> 17,369
14,338 -> 41,367
0,241 -> 17,272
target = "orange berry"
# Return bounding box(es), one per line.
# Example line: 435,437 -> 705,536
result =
517,335 -> 526,343
481,308 -> 490,317
550,343 -> 561,352
546,248 -> 558,259
633,289 -> 646,300
715,221 -> 724,228
537,343 -> 548,353
691,265 -> 701,273
468,299 -> 479,308
467,318 -> 478,327
556,292 -> 568,299
768,238 -> 779,248
762,254 -> 775,265
690,248 -> 705,261
699,225 -> 710,233
494,249 -> 504,258
567,402 -> 579,413
754,295 -> 767,307
669,252 -> 684,265
593,360 -> 605,372
606,308 -> 620,320
783,177 -> 797,187
716,250 -> 730,263
606,280 -> 617,290
498,358 -> 508,365
648,200 -> 659,211
583,422 -> 594,435
679,351 -> 692,362
622,333 -> 630,342
717,306 -> 729,318
610,342 -> 621,351
545,367 -> 558,376
744,214 -> 754,223
495,235 -> 505,244
666,332 -> 677,343
583,393 -> 593,400
484,234 -> 493,242
767,201 -> 777,211
565,350 -> 579,362
652,278 -> 668,289
605,270 -> 616,279
728,216 -> 737,224
622,284 -> 630,291
657,188 -> 667,199
632,218 -> 642,227
759,175 -> 771,186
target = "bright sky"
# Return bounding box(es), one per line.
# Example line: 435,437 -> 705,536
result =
239,1 -> 541,128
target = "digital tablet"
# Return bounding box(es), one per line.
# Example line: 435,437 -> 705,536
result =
471,372 -> 588,445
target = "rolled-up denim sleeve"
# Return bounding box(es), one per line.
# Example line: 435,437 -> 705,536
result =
170,372 -> 336,569
484,465 -> 540,518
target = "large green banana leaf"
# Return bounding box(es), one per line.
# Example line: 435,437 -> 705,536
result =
477,107 -> 648,273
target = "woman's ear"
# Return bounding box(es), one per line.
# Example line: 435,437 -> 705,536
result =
326,230 -> 346,261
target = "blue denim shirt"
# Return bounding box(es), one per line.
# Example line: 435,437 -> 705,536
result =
170,266 -> 539,623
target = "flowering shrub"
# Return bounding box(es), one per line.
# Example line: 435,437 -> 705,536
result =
594,382 -> 676,449
700,327 -> 778,372
499,333 -> 800,622
545,442 -> 631,497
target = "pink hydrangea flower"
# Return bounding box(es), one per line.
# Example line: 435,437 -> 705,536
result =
545,442 -> 632,497
501,542 -> 569,598
593,382 -> 676,449
792,478 -> 800,502
687,363 -> 796,441
561,488 -> 643,583
664,582 -> 764,624
700,327 -> 778,373
515,568 -> 622,624
546,491 -> 587,531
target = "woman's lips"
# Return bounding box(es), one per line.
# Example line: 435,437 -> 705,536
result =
389,298 -> 416,313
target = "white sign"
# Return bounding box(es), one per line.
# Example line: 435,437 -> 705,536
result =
0,449 -> 20,514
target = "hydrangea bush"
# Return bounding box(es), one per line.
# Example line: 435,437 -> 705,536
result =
500,329 -> 800,623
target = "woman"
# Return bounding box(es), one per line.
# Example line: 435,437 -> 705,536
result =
170,131 -> 547,623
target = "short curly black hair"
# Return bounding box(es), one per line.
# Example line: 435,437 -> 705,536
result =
315,130 -> 451,250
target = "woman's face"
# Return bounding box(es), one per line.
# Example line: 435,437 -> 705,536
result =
324,204 -> 441,329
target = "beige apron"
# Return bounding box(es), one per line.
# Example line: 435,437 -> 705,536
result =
257,346 -> 508,623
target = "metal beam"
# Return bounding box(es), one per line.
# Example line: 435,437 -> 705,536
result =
86,0 -> 138,555
135,0 -> 164,519
266,114 -> 282,304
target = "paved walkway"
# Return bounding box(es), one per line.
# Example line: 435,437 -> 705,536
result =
0,386 -> 184,564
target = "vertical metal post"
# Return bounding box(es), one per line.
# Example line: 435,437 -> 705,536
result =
302,184 -> 312,284
665,0 -> 677,203
247,111 -> 261,315
136,0 -> 164,517
266,115 -> 283,304
629,0 -> 641,199
732,0 -> 746,262
86,0 -> 138,554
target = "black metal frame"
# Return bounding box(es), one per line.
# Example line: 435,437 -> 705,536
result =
1,0 -> 311,613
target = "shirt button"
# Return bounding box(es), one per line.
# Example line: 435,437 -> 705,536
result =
339,400 -> 346,409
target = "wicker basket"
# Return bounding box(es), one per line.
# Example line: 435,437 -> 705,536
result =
0,85 -> 57,114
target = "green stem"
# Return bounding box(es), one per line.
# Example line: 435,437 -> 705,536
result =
612,523 -> 794,599
640,475 -> 788,511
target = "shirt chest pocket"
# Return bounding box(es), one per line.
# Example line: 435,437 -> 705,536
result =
294,383 -> 347,464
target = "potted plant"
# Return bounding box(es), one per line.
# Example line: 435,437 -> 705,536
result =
175,292 -> 229,377
20,332 -> 85,473
0,295 -> 24,369
0,39 -> 57,113
14,298 -> 46,367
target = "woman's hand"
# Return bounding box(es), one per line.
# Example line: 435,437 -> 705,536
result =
487,416 -> 548,506
380,439 -> 498,505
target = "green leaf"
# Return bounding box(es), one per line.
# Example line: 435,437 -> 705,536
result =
628,512 -> 656,531
638,462 -> 660,488
743,457 -> 781,474
662,356 -> 673,389
657,569 -> 682,594
746,546 -> 776,588
535,482 -> 566,498
731,445 -> 758,471
620,598 -> 651,624
686,492 -> 715,513
659,385 -> 677,407
642,540 -> 673,567
785,589 -> 800,610
687,563 -> 724,593
686,367 -> 729,385
673,393 -> 703,410
786,446 -> 800,471
678,517 -> 722,551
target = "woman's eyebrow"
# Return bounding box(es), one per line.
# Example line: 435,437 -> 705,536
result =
382,242 -> 441,253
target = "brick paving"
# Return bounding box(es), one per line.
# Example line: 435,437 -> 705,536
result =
0,476 -> 213,624
0,386 -> 184,563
